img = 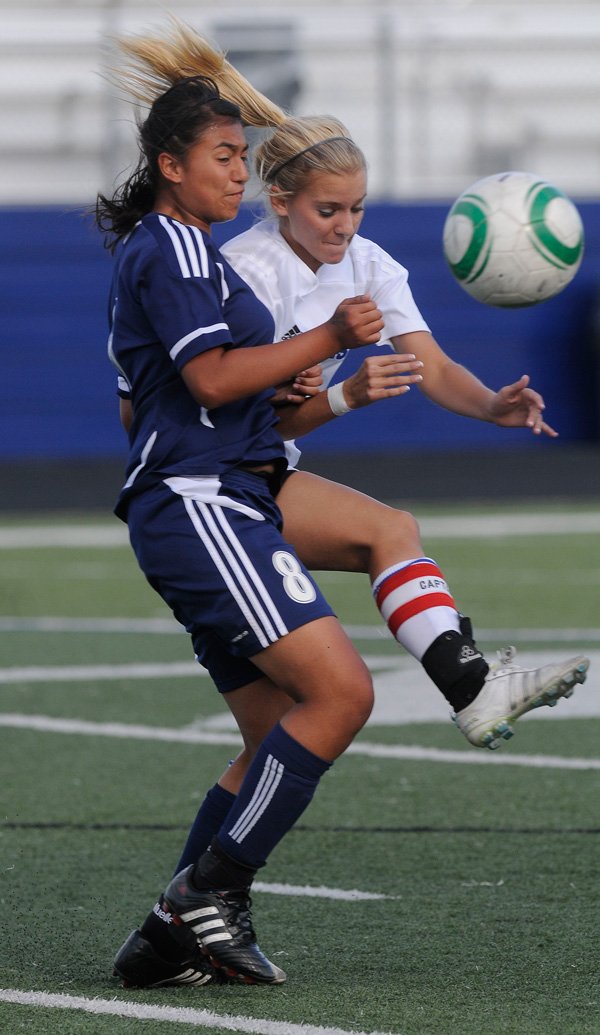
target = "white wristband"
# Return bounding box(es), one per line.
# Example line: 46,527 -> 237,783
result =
327,381 -> 351,416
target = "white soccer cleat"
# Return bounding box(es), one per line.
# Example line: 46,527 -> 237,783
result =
453,647 -> 590,750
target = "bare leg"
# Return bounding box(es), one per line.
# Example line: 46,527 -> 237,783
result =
178,617 -> 372,871
276,469 -> 488,714
250,615 -> 374,760
277,470 -> 422,576
219,677 -> 295,793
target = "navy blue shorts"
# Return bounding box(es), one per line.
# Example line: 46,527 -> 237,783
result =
125,468 -> 335,693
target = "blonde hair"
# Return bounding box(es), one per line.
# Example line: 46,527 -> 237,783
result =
112,16 -> 285,129
112,18 -> 366,199
255,116 -> 365,199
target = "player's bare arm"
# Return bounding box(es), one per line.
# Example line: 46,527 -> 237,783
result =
392,330 -> 557,436
274,352 -> 423,439
182,296 -> 383,409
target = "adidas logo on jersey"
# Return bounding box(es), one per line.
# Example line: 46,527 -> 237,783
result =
281,324 -> 301,340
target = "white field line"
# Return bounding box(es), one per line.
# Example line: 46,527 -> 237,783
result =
0,713 -> 598,769
1,510 -> 599,549
0,655 -> 404,685
0,616 -> 186,634
0,713 -> 241,746
0,527 -> 130,548
252,881 -> 393,901
419,512 -> 600,538
1,649 -> 597,727
1,615 -> 599,643
347,741 -> 600,769
0,661 -> 205,684
0,989 -> 397,1035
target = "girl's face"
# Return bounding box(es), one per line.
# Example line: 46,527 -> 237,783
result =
271,168 -> 367,272
156,118 -> 249,231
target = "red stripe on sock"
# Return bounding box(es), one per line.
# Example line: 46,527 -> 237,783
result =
386,592 -> 456,637
375,562 -> 446,607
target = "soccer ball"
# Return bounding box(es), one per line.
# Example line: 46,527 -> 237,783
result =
442,171 -> 584,307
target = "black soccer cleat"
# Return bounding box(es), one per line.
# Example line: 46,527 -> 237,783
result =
113,929 -> 219,988
163,866 -> 286,985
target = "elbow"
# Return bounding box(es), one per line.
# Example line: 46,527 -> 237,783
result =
192,385 -> 234,410
181,354 -> 235,410
184,373 -> 230,409
193,387 -> 220,410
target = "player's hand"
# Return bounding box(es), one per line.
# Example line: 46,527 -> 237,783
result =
343,353 -> 424,408
272,366 -> 323,406
489,374 -> 558,437
329,295 -> 384,349
290,365 -> 323,402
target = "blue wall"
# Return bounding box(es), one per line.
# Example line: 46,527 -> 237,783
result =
2,202 -> 599,460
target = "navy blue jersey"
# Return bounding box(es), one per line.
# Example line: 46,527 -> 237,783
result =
108,213 -> 286,516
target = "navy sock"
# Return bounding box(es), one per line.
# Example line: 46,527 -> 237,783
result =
215,723 -> 331,870
173,783 -> 236,875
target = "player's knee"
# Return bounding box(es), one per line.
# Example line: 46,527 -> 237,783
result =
350,685 -> 375,733
387,507 -> 421,546
356,505 -> 422,570
333,673 -> 374,737
367,504 -> 421,550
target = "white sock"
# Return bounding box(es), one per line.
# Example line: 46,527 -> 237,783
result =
372,557 -> 460,660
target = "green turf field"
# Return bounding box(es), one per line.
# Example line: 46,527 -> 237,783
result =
0,503 -> 598,1035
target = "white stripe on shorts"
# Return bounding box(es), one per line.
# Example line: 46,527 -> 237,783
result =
197,501 -> 287,643
212,505 -> 289,637
183,498 -> 288,649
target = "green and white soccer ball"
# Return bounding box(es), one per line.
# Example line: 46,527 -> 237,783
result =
442,171 -> 584,307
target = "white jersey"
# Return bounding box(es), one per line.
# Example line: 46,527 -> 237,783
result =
221,218 -> 430,465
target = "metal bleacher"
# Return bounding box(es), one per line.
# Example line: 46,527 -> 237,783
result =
2,0 -> 600,510
2,0 -> 600,206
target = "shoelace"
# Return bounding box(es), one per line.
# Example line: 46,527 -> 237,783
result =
495,645 -> 517,669
217,891 -> 257,943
